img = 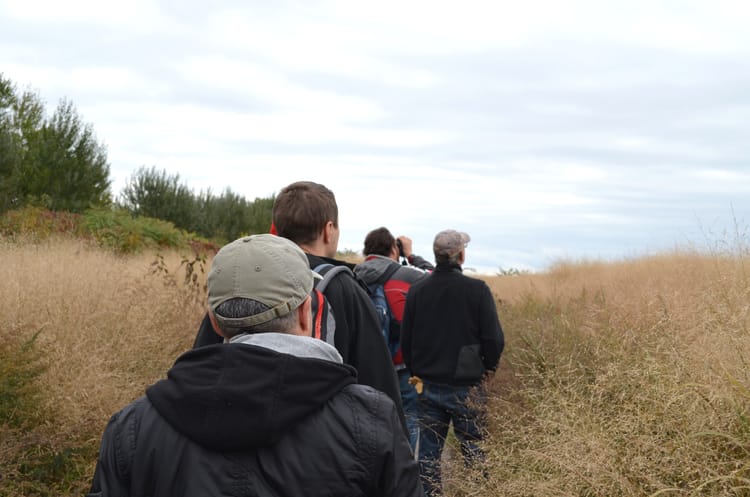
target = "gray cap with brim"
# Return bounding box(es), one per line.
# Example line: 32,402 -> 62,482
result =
433,229 -> 471,258
208,234 -> 313,329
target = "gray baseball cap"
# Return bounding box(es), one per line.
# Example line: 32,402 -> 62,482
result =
208,234 -> 313,329
433,229 -> 471,258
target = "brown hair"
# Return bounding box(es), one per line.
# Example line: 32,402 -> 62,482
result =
272,181 -> 338,245
363,227 -> 396,256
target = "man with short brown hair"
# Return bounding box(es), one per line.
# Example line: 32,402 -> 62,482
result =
273,181 -> 404,423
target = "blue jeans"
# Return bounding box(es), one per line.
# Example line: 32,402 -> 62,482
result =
417,381 -> 487,497
398,369 -> 419,452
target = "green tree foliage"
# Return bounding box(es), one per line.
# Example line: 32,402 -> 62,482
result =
119,166 -> 273,242
0,74 -> 111,213
38,100 -> 111,211
120,166 -> 195,228
246,195 -> 274,235
0,77 -> 17,210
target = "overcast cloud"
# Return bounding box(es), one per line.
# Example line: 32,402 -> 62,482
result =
2,0 -> 749,272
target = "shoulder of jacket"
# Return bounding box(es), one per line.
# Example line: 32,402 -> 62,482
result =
329,266 -> 372,296
112,395 -> 149,426
338,383 -> 394,418
331,385 -> 398,477
393,265 -> 427,282
411,271 -> 435,287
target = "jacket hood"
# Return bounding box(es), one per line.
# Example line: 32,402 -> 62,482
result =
146,343 -> 357,451
354,255 -> 400,285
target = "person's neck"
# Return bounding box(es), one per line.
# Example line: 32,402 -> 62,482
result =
298,240 -> 334,258
436,261 -> 463,272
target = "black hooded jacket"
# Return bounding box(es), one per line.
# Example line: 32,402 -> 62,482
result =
191,254 -> 405,432
87,343 -> 422,497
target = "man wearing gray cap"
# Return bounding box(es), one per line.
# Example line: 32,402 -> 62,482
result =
402,229 -> 505,497
88,234 -> 423,497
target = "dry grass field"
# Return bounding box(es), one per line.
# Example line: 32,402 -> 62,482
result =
0,236 -> 206,496
446,252 -> 750,496
2,236 -> 749,496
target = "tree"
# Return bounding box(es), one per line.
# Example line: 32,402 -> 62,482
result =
245,194 -> 274,235
120,166 -> 198,230
0,74 -> 111,213
119,166 -> 274,242
0,76 -> 19,211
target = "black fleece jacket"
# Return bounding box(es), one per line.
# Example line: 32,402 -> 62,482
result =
88,344 -> 422,497
402,263 -> 505,386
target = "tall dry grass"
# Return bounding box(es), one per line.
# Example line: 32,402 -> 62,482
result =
443,251 -> 750,496
4,236 -> 750,496
0,236 -> 206,496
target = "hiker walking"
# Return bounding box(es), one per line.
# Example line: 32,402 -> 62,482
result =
192,181 -> 405,430
355,227 -> 433,452
88,234 -> 423,496
271,182 -> 404,420
401,229 -> 505,497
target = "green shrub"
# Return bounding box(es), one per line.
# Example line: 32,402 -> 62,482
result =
82,208 -> 187,253
0,328 -> 45,428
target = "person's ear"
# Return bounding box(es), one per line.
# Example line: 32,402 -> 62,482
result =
208,311 -> 228,339
458,249 -> 466,265
298,295 -> 313,335
323,221 -> 336,244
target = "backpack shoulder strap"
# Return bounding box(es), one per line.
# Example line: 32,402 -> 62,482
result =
314,263 -> 354,294
372,261 -> 402,286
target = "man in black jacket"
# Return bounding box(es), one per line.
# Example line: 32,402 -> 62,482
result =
272,181 -> 404,424
192,181 -> 405,431
88,234 -> 422,497
402,229 -> 505,497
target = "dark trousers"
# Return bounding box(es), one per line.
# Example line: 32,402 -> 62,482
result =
417,381 -> 487,497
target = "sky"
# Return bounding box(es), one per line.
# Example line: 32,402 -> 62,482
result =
2,0 -> 749,273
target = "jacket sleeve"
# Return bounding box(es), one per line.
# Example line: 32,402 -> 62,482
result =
407,254 -> 434,271
478,282 -> 504,371
375,396 -> 425,497
87,405 -> 138,497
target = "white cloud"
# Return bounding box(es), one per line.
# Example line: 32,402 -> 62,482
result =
1,0 -> 168,29
177,56 -> 386,120
2,0 -> 750,272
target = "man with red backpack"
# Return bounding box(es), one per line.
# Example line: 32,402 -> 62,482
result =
354,227 -> 434,451
192,182 -> 406,434
272,182 -> 403,414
